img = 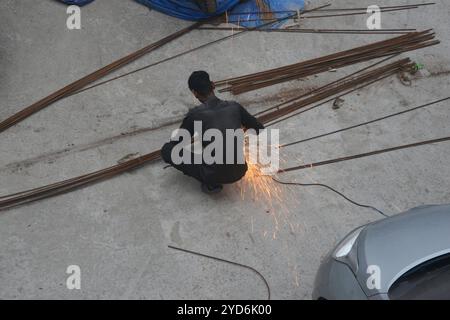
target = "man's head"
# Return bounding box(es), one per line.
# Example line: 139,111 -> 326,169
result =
188,71 -> 215,102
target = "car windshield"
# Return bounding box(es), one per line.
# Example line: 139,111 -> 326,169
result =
388,253 -> 450,300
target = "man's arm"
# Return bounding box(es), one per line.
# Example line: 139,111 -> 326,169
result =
161,113 -> 195,164
179,113 -> 195,137
239,104 -> 265,134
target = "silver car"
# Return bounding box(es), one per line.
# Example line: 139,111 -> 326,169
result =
313,204 -> 450,300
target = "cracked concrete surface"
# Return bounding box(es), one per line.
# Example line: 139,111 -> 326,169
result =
1,0 -> 449,299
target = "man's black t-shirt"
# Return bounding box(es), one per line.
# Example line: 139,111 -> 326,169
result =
165,95 -> 264,184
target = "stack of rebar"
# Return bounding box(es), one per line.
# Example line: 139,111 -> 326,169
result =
0,150 -> 161,210
215,30 -> 438,95
0,57 -> 414,210
255,58 -> 414,124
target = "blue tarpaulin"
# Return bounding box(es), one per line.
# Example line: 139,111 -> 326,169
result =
135,0 -> 241,20
58,0 -> 305,27
135,0 -> 305,25
58,0 -> 95,6
227,0 -> 304,28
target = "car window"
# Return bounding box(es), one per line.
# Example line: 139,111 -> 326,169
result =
388,253 -> 450,300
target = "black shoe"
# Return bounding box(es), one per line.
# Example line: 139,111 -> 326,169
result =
201,183 -> 223,194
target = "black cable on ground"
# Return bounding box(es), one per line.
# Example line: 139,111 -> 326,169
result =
168,245 -> 271,300
272,178 -> 389,218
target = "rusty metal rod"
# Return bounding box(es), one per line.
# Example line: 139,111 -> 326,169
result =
198,27 -> 416,34
68,13 -> 298,98
1,12 -> 304,134
224,2 -> 435,15
0,22 -> 204,134
279,136 -> 450,173
226,6 -> 422,23
66,5 -> 329,97
279,97 -> 450,148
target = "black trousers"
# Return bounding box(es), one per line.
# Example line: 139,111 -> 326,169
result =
161,142 -> 248,185
161,142 -> 209,184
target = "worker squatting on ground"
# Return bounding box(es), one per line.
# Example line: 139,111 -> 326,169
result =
161,71 -> 265,194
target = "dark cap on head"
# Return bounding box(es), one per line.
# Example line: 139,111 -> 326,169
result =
188,71 -> 214,96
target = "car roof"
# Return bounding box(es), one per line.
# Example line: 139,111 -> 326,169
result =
355,204 -> 450,296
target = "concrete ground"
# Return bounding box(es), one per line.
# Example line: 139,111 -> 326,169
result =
1,0 -> 449,299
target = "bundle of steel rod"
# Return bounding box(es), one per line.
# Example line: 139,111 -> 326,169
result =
0,150 -> 161,210
215,30 -> 438,95
255,58 -> 414,124
255,54 -> 401,118
0,58 -> 412,210
0,22 -> 203,134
